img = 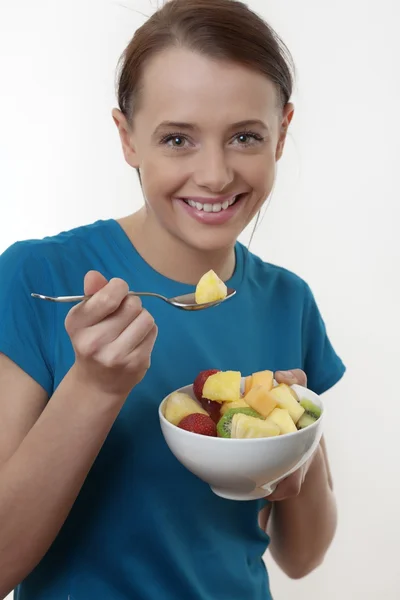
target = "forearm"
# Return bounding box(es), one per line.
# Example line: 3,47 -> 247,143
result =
0,366 -> 125,597
267,442 -> 337,579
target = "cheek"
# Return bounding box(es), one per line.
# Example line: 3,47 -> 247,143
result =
242,153 -> 277,194
140,156 -> 188,203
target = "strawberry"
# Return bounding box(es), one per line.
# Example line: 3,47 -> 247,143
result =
178,413 -> 217,437
193,369 -> 221,423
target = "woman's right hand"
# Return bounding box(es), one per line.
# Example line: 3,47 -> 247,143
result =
65,271 -> 158,400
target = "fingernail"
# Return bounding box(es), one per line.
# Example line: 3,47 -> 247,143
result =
277,370 -> 295,380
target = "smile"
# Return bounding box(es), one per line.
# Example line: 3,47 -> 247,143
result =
182,195 -> 242,213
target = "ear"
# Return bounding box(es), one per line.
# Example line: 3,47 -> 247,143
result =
112,108 -> 140,168
275,102 -> 295,161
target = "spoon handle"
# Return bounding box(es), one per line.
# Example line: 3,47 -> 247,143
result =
31,291 -> 166,304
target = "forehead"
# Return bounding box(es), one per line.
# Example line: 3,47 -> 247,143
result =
136,47 -> 279,127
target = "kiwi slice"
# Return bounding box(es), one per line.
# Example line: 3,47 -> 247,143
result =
217,407 -> 262,438
300,399 -> 322,419
297,413 -> 316,429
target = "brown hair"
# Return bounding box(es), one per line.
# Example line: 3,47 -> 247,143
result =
116,0 -> 295,122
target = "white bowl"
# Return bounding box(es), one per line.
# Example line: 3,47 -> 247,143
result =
159,380 -> 325,501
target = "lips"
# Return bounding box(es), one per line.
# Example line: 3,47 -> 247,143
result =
183,195 -> 239,213
176,193 -> 246,225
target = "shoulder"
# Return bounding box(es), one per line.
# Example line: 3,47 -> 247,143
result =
242,246 -> 311,300
0,219 -> 112,279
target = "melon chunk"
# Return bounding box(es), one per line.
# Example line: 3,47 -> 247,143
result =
202,370 -> 241,403
266,408 -> 297,434
244,385 -> 277,418
195,269 -> 227,304
268,384 -> 305,423
245,370 -> 274,393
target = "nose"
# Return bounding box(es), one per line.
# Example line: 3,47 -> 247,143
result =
192,146 -> 234,193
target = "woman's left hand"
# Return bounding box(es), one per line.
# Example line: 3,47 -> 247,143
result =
266,369 -> 318,502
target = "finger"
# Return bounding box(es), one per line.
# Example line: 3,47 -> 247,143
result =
96,311 -> 156,366
84,270 -> 109,296
275,369 -> 307,387
69,278 -> 130,329
92,294 -> 144,342
128,323 -> 158,368
267,471 -> 302,502
113,309 -> 156,355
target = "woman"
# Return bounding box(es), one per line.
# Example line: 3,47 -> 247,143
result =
0,1 -> 345,598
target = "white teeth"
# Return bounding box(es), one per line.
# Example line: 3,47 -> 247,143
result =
186,195 -> 240,212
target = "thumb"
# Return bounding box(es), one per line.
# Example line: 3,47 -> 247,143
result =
84,270 -> 109,296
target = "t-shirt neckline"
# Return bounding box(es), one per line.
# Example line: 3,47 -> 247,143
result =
105,218 -> 245,294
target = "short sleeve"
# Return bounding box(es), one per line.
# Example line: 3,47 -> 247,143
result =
0,242 -> 55,396
302,284 -> 346,395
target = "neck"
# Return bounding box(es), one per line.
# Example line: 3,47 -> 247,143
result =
118,209 -> 236,285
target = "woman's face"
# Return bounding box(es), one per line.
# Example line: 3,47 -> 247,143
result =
113,47 -> 293,252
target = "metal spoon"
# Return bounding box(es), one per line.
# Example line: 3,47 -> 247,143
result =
31,288 -> 236,311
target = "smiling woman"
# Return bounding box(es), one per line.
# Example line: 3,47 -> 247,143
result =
112,19 -> 294,266
0,1 -> 345,600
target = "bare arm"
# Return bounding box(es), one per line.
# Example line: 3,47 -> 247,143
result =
0,272 -> 157,598
266,437 -> 337,579
0,355 -> 127,598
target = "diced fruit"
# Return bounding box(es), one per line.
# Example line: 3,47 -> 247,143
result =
268,384 -> 305,424
195,269 -> 227,304
231,414 -> 280,439
217,407 -> 262,438
193,369 -> 221,423
245,370 -> 274,393
244,385 -> 278,418
297,413 -> 317,429
178,413 -> 217,437
164,392 -> 207,426
202,370 -> 241,403
220,398 -> 250,416
300,399 -> 322,419
266,408 -> 297,434
252,370 -> 274,391
244,376 -> 253,395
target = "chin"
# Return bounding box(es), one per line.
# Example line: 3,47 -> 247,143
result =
178,226 -> 242,254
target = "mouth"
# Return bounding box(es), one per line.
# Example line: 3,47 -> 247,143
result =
180,194 -> 244,213
175,193 -> 247,226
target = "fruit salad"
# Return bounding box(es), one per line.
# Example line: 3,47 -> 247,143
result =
163,369 -> 322,439
195,270 -> 227,304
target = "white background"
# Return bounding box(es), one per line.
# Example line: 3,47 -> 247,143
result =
1,1 -> 399,598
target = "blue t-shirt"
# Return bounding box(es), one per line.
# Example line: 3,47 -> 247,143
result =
0,219 -> 345,600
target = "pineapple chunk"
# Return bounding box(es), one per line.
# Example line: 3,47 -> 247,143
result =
231,413 -> 280,439
244,385 -> 277,418
268,384 -> 305,424
220,398 -> 250,416
202,370 -> 241,403
164,392 -> 208,426
195,269 -> 227,304
266,408 -> 297,434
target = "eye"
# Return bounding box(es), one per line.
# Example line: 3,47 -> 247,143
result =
160,134 -> 191,149
233,131 -> 264,146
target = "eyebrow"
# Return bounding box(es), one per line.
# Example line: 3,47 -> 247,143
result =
152,119 -> 269,137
